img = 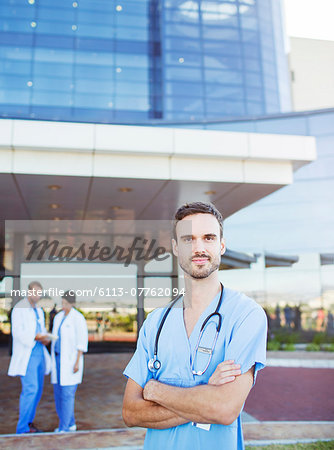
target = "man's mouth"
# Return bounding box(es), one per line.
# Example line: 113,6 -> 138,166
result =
192,256 -> 210,265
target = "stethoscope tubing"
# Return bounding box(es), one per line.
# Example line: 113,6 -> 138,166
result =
149,283 -> 224,374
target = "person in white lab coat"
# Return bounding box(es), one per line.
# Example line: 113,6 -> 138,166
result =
8,281 -> 51,434
51,290 -> 88,432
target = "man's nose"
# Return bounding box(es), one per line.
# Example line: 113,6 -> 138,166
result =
193,238 -> 206,253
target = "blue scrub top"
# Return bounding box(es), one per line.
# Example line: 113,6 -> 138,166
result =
123,287 -> 267,450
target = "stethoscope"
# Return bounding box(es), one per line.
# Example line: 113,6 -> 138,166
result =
148,283 -> 224,376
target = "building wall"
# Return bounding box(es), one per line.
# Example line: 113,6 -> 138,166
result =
289,37 -> 334,111
0,0 -> 291,123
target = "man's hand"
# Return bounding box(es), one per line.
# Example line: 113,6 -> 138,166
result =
35,333 -> 50,346
143,379 -> 160,402
208,360 -> 241,386
73,362 -> 79,373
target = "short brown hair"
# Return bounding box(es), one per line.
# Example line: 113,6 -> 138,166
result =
28,281 -> 43,291
173,202 -> 224,240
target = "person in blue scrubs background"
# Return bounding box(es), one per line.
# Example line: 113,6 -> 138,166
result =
123,202 -> 267,450
8,281 -> 51,434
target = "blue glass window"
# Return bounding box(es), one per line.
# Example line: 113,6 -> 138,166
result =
204,54 -> 242,70
0,89 -> 30,105
206,84 -> 244,100
165,81 -> 204,96
205,69 -> 243,84
32,91 -> 72,107
164,23 -> 200,38
165,66 -> 202,82
0,0 -> 291,122
115,96 -> 150,111
165,52 -> 202,67
206,99 -> 245,115
165,96 -> 204,112
202,26 -> 239,40
33,76 -> 72,91
74,93 -> 114,109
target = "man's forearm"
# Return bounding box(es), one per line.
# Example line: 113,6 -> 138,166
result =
144,381 -> 236,425
123,397 -> 189,429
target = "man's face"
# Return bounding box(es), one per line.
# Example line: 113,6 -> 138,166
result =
28,284 -> 42,304
172,213 -> 225,279
62,298 -> 72,313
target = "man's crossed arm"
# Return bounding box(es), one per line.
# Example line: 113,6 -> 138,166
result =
122,361 -> 254,429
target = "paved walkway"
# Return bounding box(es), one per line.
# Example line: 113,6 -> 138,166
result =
0,423 -> 333,449
0,350 -> 333,448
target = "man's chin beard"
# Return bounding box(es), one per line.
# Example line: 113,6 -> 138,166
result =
181,262 -> 219,279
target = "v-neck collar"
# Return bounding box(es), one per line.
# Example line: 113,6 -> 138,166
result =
180,290 -> 222,344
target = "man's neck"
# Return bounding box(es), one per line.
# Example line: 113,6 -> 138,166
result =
27,297 -> 36,308
183,273 -> 221,311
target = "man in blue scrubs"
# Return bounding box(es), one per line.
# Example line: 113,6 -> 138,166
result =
8,281 -> 51,433
123,202 -> 267,450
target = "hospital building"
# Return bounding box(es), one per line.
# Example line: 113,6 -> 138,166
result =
0,0 -> 333,337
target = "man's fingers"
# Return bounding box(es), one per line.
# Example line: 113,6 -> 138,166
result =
217,360 -> 234,367
209,375 -> 236,385
219,376 -> 235,384
216,363 -> 241,373
219,369 -> 241,378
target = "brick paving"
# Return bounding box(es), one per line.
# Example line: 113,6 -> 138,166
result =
245,366 -> 334,421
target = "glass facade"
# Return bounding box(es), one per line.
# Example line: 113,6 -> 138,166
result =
0,0 -> 291,123
205,109 -> 334,313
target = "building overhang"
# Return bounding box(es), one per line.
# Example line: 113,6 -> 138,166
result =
220,249 -> 258,270
0,119 -> 316,224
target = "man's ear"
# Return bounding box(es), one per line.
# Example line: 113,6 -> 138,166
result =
220,238 -> 226,256
172,238 -> 178,257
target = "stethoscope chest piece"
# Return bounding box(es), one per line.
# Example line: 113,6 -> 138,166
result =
148,357 -> 161,372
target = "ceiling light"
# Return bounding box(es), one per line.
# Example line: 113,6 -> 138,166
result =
205,190 -> 216,195
119,187 -> 133,192
48,184 -> 61,190
50,203 -> 60,209
111,206 -> 121,210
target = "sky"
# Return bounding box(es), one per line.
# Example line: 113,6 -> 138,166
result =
283,0 -> 334,41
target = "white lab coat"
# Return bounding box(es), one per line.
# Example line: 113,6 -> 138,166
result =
8,298 -> 51,377
51,308 -> 88,386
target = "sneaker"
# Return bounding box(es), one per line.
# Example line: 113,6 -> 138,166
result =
54,424 -> 76,433
28,422 -> 42,433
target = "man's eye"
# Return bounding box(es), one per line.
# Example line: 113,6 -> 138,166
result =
183,237 -> 192,242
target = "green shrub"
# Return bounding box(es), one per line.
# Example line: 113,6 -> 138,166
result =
272,330 -> 300,344
322,343 -> 334,352
312,332 -> 327,345
306,343 -> 320,351
283,343 -> 295,351
267,340 -> 281,351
